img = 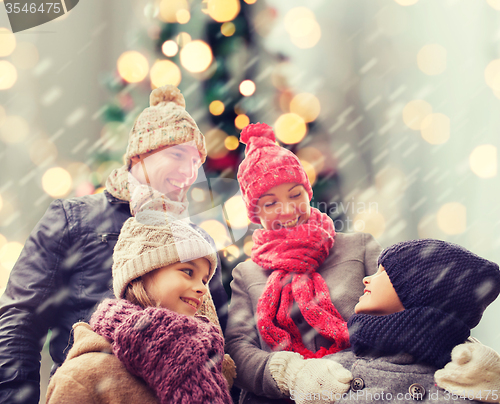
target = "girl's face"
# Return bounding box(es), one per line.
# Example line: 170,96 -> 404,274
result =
255,183 -> 311,231
354,265 -> 405,316
143,257 -> 210,316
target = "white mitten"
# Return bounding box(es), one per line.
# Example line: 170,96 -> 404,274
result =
435,342 -> 500,403
269,351 -> 352,404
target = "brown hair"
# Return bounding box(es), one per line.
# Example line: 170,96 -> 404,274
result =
124,277 -> 159,308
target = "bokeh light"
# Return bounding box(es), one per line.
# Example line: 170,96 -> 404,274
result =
243,236 -> 253,256
176,9 -> 190,24
42,167 -> 72,198
420,113 -> 450,144
239,80 -> 256,96
0,194 -> 2,212
223,245 -> 240,262
205,128 -> 229,159
117,51 -> 149,83
11,42 -> 38,70
353,210 -> 386,238
161,40 -> 179,57
191,187 -> 205,202
487,0 -> 500,10
300,159 -> 317,186
275,113 -> 307,144
29,138 -> 58,165
150,60 -> 182,88
290,93 -> 321,123
235,114 -> 250,129
176,32 -> 192,47
224,195 -> 248,228
437,202 -> 466,235
0,28 -> 16,57
0,115 -> 28,143
284,7 -> 316,34
207,0 -> 240,22
0,241 -> 23,272
244,0 -> 257,3
485,59 -> 500,91
159,0 -> 189,23
221,22 -> 236,37
402,99 -> 432,130
469,145 -> 497,178
290,20 -> 321,49
296,147 -> 325,175
209,100 -> 225,116
284,7 -> 321,49
0,61 -> 17,90
417,44 -> 447,75
224,135 -> 239,150
394,0 -> 418,5
199,219 -> 230,250
180,40 -> 213,73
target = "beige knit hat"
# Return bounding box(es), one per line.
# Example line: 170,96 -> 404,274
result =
112,211 -> 218,299
124,85 -> 207,167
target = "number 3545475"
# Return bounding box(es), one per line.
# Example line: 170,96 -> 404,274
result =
5,3 -> 62,14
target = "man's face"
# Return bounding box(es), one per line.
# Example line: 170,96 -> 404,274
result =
129,142 -> 202,201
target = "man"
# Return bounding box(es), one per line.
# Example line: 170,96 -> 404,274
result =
0,85 -> 228,403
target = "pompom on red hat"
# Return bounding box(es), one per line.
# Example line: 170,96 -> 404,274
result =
237,123 -> 313,223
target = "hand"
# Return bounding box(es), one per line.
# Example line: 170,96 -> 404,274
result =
435,342 -> 500,403
269,351 -> 352,404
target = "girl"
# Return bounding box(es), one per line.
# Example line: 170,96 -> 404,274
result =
225,123 -> 382,403
46,209 -> 234,404
272,239 -> 500,403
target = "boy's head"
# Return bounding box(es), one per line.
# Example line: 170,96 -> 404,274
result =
237,123 -> 313,224
357,239 -> 500,329
112,210 -> 217,315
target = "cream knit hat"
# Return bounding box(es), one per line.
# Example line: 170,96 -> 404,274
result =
124,85 -> 207,167
112,211 -> 218,299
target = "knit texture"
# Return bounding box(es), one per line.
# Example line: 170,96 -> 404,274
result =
105,85 -> 206,202
237,123 -> 313,223
112,211 -> 217,299
348,307 -> 470,368
349,239 -> 500,368
90,299 -> 232,404
253,208 -> 350,359
268,351 -> 352,403
435,342 -> 500,402
379,239 -> 500,328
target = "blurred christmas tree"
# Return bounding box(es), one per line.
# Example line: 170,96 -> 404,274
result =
92,0 -> 345,295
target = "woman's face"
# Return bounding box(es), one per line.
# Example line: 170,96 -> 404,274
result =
255,183 -> 311,230
354,265 -> 405,316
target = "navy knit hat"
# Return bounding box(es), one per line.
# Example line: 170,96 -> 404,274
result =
378,239 -> 500,329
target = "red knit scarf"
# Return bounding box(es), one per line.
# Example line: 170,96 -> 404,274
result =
253,208 -> 350,359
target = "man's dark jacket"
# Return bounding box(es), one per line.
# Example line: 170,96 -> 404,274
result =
0,191 -> 228,404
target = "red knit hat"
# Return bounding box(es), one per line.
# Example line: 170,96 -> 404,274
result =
237,123 -> 313,223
